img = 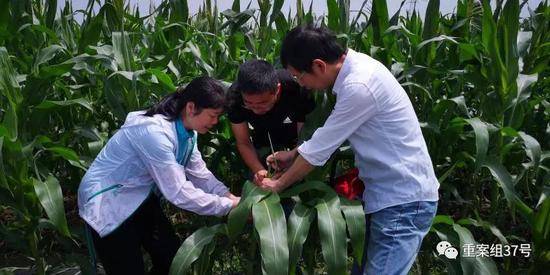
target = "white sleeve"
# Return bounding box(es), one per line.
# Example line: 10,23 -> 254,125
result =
129,126 -> 233,216
184,142 -> 230,197
298,83 -> 377,166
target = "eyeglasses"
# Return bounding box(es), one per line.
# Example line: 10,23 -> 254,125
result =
292,71 -> 306,83
241,92 -> 279,111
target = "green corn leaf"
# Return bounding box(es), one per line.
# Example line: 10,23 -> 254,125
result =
269,0 -> 284,27
437,161 -> 459,184
2,103 -> 18,142
481,0 -> 507,100
194,240 -> 217,274
0,135 -> 8,191
533,197 -> 550,251
103,2 -> 122,32
464,118 -> 489,170
417,35 -> 458,50
287,202 -> 314,275
422,0 -> 440,40
280,180 -> 335,199
36,98 -> 94,112
389,0 -> 406,26
498,0 -> 519,85
448,96 -> 470,118
306,0 -> 315,24
33,45 -> 65,74
340,197 -> 365,264
147,68 -> 176,92
185,41 -> 214,76
79,5 -> 105,52
44,0 -> 57,29
169,0 -> 189,23
315,194 -> 347,275
39,62 -> 74,78
232,0 -> 240,12
518,131 -> 542,169
252,193 -> 289,275
0,47 -> 21,141
452,223 -> 499,275
0,48 -> 20,100
274,10 -> 288,39
368,0 -> 391,66
369,0 -> 389,44
45,146 -> 87,171
0,0 -> 8,42
326,0 -> 339,31
33,175 -> 71,237
432,214 -> 455,226
536,185 -> 550,209
507,74 -> 538,128
169,224 -> 226,275
482,160 -> 533,223
456,218 -> 508,244
112,32 -> 134,71
227,181 -> 270,238
459,43 -> 480,62
338,0 -> 350,33
103,76 -> 127,121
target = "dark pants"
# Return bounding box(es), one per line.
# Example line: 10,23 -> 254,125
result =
88,194 -> 181,275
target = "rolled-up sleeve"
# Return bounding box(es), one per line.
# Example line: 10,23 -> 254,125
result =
129,126 -> 233,216
184,143 -> 230,197
298,83 -> 378,166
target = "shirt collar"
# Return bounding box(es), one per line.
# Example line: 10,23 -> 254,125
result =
332,48 -> 355,95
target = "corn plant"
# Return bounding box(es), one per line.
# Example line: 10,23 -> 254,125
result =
169,181 -> 365,275
0,0 -> 549,274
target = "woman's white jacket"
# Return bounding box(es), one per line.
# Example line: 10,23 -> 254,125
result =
78,111 -> 233,237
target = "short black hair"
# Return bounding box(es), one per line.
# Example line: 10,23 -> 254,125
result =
234,59 -> 278,95
144,76 -> 225,121
280,25 -> 346,72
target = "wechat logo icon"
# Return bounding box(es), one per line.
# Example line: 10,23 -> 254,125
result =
437,241 -> 458,259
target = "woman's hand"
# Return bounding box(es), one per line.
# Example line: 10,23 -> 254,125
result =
225,192 -> 241,208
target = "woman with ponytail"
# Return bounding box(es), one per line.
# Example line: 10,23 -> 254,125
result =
78,76 -> 239,274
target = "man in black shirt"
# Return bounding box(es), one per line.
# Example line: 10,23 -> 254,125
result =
227,59 -> 315,184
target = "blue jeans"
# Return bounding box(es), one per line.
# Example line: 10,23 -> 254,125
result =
352,201 -> 438,275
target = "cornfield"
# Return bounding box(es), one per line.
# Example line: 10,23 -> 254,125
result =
0,0 -> 549,274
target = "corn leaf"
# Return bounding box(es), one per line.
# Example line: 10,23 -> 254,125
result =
252,193 -> 289,275
169,224 -> 226,275
453,223 -> 500,275
463,118 -> 489,170
227,181 -> 270,238
482,159 -> 533,222
36,98 -> 93,112
315,194 -> 347,275
340,197 -> 365,264
33,175 -> 71,237
287,202 -> 314,275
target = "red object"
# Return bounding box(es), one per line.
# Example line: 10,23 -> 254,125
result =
333,168 -> 364,200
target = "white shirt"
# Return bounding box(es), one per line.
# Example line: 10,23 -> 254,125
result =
298,49 -> 439,213
78,111 -> 233,237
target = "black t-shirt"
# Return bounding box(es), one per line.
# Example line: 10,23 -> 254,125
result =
227,69 -> 315,150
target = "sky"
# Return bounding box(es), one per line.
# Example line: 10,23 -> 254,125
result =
58,0 -> 544,21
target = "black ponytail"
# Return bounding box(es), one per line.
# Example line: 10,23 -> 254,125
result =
144,76 -> 226,121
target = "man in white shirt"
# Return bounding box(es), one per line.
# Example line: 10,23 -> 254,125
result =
260,26 -> 439,275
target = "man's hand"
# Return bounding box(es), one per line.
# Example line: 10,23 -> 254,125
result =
253,169 -> 269,185
258,177 -> 286,193
266,149 -> 297,171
